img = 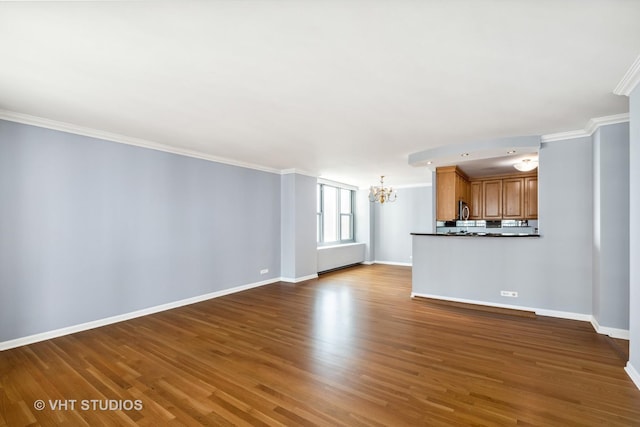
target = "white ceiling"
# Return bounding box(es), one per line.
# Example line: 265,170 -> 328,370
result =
1,1 -> 638,188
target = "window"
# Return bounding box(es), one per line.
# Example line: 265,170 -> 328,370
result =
317,184 -> 354,244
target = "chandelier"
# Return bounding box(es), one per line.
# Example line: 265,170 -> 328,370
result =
368,176 -> 397,204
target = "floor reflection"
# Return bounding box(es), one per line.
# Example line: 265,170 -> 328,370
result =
312,285 -> 356,361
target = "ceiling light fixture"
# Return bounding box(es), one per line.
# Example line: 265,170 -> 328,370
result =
461,153 -> 470,157
514,158 -> 538,172
369,176 -> 397,204
507,150 -> 516,154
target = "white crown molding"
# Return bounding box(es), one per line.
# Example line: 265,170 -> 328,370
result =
585,113 -> 630,135
317,177 -> 359,190
0,109 -> 281,175
614,55 -> 640,96
541,113 -> 630,142
280,168 -> 318,178
395,183 -> 432,189
358,182 -> 431,191
541,129 -> 590,143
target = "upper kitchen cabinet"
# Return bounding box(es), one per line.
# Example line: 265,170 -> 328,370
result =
482,179 -> 503,219
469,181 -> 483,219
502,177 -> 525,219
524,176 -> 538,219
436,166 -> 470,221
477,173 -> 537,220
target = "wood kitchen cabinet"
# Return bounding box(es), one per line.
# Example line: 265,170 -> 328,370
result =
524,176 -> 538,219
502,178 -> 525,219
455,172 -> 470,205
482,179 -> 502,219
436,166 -> 470,220
469,181 -> 483,219
438,167 -> 537,220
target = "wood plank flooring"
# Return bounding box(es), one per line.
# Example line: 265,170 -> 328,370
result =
1,264 -> 639,426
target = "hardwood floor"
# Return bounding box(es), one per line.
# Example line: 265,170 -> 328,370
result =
1,264 -> 639,426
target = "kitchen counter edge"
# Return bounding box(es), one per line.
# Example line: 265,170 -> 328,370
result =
411,233 -> 541,238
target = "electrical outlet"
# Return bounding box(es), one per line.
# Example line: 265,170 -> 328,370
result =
260,268 -> 269,275
500,290 -> 518,298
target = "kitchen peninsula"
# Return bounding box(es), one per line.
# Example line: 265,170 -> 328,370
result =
407,133 -> 611,329
411,232 -> 546,314
412,161 -> 547,314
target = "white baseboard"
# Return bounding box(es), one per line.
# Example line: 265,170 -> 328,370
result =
411,293 -> 631,339
534,308 -> 593,322
374,260 -> 412,267
411,292 -> 592,322
0,277 -> 282,352
626,362 -> 640,390
361,261 -> 374,265
280,274 -> 318,283
591,316 -> 630,340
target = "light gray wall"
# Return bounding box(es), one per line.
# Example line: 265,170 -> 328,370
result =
413,136 -> 594,314
592,123 -> 630,330
593,131 -> 602,321
0,120 -> 281,342
294,174 -> 318,277
630,85 -> 640,373
280,173 -> 317,280
374,186 -> 432,264
280,174 -> 296,279
356,189 -> 375,262
536,136 -> 594,312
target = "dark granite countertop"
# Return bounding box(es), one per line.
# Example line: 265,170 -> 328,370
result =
411,232 -> 540,237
